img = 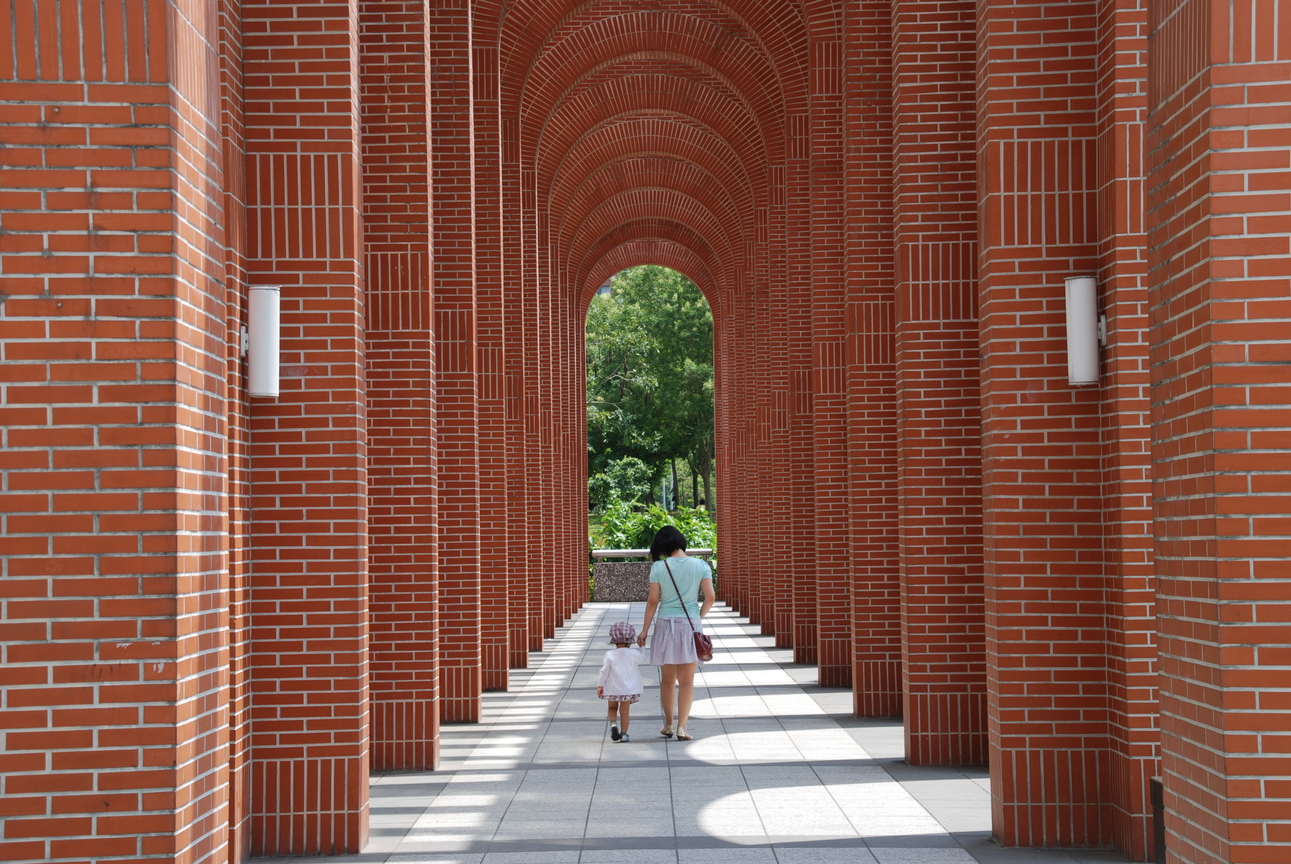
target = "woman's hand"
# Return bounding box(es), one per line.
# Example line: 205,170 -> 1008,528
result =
637,633 -> 647,647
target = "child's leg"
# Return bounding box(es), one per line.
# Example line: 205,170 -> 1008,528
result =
606,701 -> 619,724
619,700 -> 632,733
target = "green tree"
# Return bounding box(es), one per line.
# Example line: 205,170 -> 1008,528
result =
587,456 -> 652,510
585,266 -> 715,506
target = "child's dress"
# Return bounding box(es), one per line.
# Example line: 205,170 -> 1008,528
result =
598,645 -> 646,703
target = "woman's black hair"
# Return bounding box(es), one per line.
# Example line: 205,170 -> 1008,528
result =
649,525 -> 687,561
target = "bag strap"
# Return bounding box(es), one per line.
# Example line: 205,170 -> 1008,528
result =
662,558 -> 698,634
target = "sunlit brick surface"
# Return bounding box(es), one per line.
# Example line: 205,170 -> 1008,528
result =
2,2 -> 1290,864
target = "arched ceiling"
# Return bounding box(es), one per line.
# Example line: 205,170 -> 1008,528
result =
581,239 -> 722,314
487,0 -> 811,305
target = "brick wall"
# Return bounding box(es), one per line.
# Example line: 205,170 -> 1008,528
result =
8,1 -> 1291,862
216,0 -> 252,857
976,0 -> 1114,847
890,0 -> 984,758
473,25 -> 511,694
360,0 -> 440,772
812,32 -> 853,690
1148,2 -> 1291,862
1094,0 -> 1157,856
430,0 -> 483,726
844,0 -> 902,719
242,0 -> 370,853
0,2 -> 232,863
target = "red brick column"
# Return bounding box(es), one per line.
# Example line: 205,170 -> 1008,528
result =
744,269 -> 764,624
566,289 -> 585,611
472,36 -> 511,691
811,37 -> 854,688
501,119 -> 533,665
889,0 -> 986,758
976,0 -> 1110,847
768,175 -> 794,646
718,285 -> 743,614
725,272 -> 745,620
243,0 -> 369,853
536,219 -> 557,640
217,1 -> 254,858
522,167 -> 547,651
556,287 -> 576,620
1148,3 -> 1291,862
1093,0 -> 1157,857
359,0 -> 440,771
430,0 -> 482,724
844,0 -> 901,718
788,116 -> 818,665
0,5 -> 232,862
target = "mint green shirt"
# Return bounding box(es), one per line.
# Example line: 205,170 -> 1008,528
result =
649,555 -> 711,618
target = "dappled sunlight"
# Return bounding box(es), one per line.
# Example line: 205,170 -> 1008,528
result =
368,603 -> 993,861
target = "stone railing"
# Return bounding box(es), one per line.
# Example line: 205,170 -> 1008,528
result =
589,548 -> 714,602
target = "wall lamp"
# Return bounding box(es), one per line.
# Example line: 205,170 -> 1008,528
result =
245,285 -> 281,398
1064,276 -> 1105,386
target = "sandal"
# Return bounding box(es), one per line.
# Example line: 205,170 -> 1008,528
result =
660,725 -> 675,738
676,728 -> 693,741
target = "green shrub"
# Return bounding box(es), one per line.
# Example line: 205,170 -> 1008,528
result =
588,456 -> 653,511
594,499 -> 717,572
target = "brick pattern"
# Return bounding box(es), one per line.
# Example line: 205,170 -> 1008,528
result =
1147,3 -> 1291,863
890,0 -> 986,763
812,35 -> 852,689
431,0 -> 483,725
9,2 -> 1291,863
0,3 -> 232,863
360,0 -> 440,772
242,0 -> 369,853
844,0 -> 902,718
217,0 -> 253,858
976,0 -> 1116,848
1093,0 -> 1157,857
474,34 -> 511,693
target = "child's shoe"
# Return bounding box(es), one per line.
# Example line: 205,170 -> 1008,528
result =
621,733 -> 630,743
610,723 -> 622,742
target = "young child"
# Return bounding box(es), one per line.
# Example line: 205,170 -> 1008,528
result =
597,621 -> 645,742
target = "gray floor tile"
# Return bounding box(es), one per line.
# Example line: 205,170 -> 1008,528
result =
328,604 -> 1128,864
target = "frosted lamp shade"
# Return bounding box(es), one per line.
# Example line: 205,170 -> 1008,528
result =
1064,276 -> 1099,385
248,286 -> 281,398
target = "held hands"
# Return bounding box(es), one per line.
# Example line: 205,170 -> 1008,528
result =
637,633 -> 647,648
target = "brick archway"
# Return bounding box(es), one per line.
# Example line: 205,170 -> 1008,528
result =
3,2 -> 1290,864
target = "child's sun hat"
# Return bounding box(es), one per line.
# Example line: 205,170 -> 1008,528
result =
608,621 -> 637,645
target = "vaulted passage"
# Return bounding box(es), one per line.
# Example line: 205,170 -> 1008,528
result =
2,3 -> 1290,864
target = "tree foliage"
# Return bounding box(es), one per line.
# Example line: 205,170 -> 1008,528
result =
587,456 -> 652,510
598,501 -> 717,558
585,265 -> 715,504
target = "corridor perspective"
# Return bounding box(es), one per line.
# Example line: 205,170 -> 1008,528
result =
2,1 -> 1290,864
331,604 -> 1118,864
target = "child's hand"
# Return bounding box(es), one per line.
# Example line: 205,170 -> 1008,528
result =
597,687 -> 603,698
637,633 -> 647,647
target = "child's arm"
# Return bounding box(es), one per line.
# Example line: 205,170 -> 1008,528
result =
597,653 -> 612,688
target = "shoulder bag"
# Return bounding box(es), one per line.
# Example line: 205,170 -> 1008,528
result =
663,558 -> 714,662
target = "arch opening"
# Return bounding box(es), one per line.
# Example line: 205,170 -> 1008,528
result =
585,265 -> 717,556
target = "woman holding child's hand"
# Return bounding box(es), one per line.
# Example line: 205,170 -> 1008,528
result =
638,526 -> 715,741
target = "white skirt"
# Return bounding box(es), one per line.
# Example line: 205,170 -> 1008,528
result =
649,615 -> 705,667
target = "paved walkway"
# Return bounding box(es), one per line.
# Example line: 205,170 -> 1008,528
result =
334,604 -> 1125,864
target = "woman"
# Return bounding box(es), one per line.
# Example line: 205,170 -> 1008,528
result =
637,525 -> 716,740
